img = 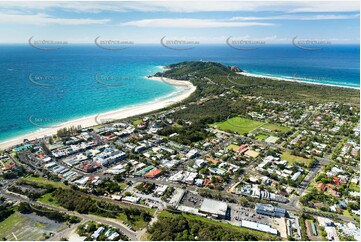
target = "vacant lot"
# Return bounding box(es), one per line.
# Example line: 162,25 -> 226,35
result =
22,176 -> 68,189
261,123 -> 291,133
281,152 -> 311,165
0,212 -> 66,241
255,133 -> 268,140
227,144 -> 240,152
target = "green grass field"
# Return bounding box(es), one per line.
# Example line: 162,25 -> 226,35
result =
349,183 -> 360,192
214,117 -> 264,134
261,123 -> 291,133
214,116 -> 290,135
22,176 -> 69,189
281,152 -> 311,165
118,182 -> 128,189
37,193 -> 61,207
255,133 -> 269,140
227,144 -> 240,152
133,119 -> 142,125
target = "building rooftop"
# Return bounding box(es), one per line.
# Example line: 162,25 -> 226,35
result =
199,198 -> 228,216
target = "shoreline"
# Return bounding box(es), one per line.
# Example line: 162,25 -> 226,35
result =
237,72 -> 360,90
0,76 -> 196,150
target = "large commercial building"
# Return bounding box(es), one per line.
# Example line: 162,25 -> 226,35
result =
240,220 -> 278,235
255,203 -> 286,218
199,198 -> 228,219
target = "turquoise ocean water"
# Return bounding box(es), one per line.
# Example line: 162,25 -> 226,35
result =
0,44 -> 359,142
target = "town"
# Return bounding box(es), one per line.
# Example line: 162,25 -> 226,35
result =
0,61 -> 360,241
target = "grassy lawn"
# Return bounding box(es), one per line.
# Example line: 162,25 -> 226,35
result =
37,193 -> 61,207
262,123 -> 291,133
0,212 -> 62,241
349,183 -> 360,192
255,133 -> 268,140
227,144 -> 240,152
0,212 -> 27,238
118,182 -> 128,189
133,119 -> 142,125
214,117 -> 264,134
0,158 -> 14,167
281,151 -> 311,165
214,116 -> 290,135
22,176 -> 69,189
117,213 -> 149,230
343,210 -> 352,218
140,232 -> 151,241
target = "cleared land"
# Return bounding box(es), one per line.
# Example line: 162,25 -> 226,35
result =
0,212 -> 66,241
22,176 -> 69,189
227,144 -> 240,152
261,123 -> 291,133
281,152 -> 311,165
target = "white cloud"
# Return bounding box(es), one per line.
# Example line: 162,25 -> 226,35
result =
121,18 -> 274,28
0,12 -> 110,25
288,2 -> 360,13
231,14 -> 360,21
0,1 -> 359,13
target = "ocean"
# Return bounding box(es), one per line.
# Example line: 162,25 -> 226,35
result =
0,44 -> 359,142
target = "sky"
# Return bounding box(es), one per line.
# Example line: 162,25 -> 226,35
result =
0,1 -> 360,44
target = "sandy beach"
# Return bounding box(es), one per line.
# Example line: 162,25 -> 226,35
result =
236,72 -> 359,90
0,76 -> 196,150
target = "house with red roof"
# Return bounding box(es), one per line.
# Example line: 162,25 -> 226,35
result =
237,144 -> 248,153
144,168 -> 162,178
315,183 -> 327,191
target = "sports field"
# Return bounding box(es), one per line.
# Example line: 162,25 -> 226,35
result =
214,117 -> 264,134
213,117 -> 289,135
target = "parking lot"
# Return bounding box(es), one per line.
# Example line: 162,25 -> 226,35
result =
230,205 -> 270,225
179,191 -> 204,209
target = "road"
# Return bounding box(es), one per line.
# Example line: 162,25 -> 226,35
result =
3,192 -> 138,241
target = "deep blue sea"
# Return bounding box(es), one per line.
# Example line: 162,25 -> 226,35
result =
0,44 -> 359,142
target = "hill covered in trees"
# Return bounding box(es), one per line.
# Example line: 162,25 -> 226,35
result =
148,211 -> 278,241
155,61 -> 359,107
